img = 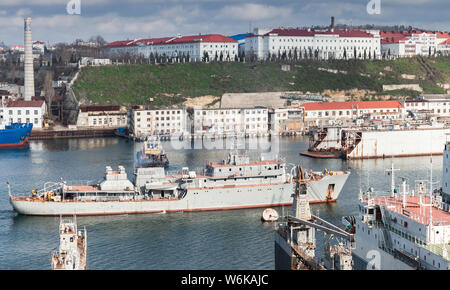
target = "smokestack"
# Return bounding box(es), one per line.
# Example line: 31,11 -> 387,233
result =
331,16 -> 335,32
24,17 -> 35,101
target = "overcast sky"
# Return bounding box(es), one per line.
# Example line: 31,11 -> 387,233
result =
1,0 -> 449,45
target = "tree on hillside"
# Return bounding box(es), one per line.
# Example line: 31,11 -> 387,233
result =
43,71 -> 55,118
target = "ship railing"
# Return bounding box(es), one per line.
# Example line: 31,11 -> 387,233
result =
64,180 -> 98,186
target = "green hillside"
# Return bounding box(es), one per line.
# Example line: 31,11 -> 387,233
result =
72,56 -> 450,106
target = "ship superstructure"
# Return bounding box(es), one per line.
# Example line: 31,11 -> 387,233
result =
136,137 -> 169,168
51,217 -> 87,270
9,152 -> 350,216
352,164 -> 450,270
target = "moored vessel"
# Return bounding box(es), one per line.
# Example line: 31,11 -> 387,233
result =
9,152 -> 350,216
350,163 -> 450,270
51,217 -> 87,270
136,137 -> 169,168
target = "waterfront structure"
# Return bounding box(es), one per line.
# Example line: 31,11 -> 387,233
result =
352,164 -> 450,270
269,108 -> 303,135
106,34 -> 238,62
193,107 -> 268,136
301,100 -> 405,127
129,107 -> 187,138
51,217 -> 87,270
404,94 -> 450,117
245,22 -> 381,61
24,18 -> 34,101
76,106 -> 127,128
304,123 -> 450,160
5,100 -> 46,129
9,152 -> 350,216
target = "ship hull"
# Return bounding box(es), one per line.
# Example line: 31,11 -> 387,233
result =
0,123 -> 32,148
10,173 -> 349,216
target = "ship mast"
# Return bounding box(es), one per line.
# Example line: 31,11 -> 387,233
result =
386,163 -> 399,197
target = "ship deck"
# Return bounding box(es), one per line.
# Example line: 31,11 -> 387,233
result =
363,195 -> 450,226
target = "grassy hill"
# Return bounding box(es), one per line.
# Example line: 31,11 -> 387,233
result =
72,56 -> 450,106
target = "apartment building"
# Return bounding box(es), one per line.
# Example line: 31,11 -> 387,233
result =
129,107 -> 187,138
107,34 -> 238,62
193,107 -> 269,136
301,101 -> 405,127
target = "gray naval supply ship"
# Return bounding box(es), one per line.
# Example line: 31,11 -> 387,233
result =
9,152 -> 350,216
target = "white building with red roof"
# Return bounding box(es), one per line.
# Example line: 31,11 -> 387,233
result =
438,38 -> 450,56
244,26 -> 381,60
380,30 -> 445,57
106,34 -> 238,62
301,100 -> 405,127
3,100 -> 46,129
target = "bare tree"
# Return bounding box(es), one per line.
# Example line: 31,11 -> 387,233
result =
43,71 -> 55,118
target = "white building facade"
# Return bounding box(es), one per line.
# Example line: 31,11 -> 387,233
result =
3,100 -> 46,129
107,34 -> 238,62
404,95 -> 450,117
245,27 -> 381,60
76,106 -> 128,128
193,107 -> 269,136
129,107 -> 187,137
301,101 -> 405,127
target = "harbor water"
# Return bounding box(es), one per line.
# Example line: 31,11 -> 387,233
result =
0,136 -> 443,269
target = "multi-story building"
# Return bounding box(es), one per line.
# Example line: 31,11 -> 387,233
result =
269,108 -> 304,135
129,107 -> 187,138
76,106 -> 128,128
245,26 -> 380,60
380,30 -> 446,57
106,34 -> 238,62
301,101 -> 405,127
404,94 -> 450,117
193,107 -> 269,136
3,100 -> 46,129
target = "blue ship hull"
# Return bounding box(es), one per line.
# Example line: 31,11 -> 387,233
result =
0,123 -> 33,148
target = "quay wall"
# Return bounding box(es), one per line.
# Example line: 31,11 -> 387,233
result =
30,128 -> 115,140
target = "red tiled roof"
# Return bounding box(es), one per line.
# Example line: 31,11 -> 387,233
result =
107,34 -> 237,48
439,39 -> 450,45
7,100 -> 45,108
301,101 -> 404,111
436,32 -> 450,39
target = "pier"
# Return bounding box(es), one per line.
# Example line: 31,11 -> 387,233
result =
30,128 -> 116,140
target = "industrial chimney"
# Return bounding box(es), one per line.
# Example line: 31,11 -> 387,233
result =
24,17 -> 35,101
331,16 -> 335,32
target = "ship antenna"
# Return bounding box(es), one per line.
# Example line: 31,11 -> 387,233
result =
6,181 -> 12,197
386,162 -> 399,197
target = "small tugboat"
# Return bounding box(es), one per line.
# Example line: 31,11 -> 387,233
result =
136,136 -> 169,168
51,216 -> 87,270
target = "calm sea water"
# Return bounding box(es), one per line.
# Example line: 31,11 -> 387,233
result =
0,136 -> 443,269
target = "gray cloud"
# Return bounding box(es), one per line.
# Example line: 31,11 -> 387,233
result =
0,0 -> 448,45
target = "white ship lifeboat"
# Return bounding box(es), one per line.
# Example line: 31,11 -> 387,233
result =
261,208 -> 279,222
